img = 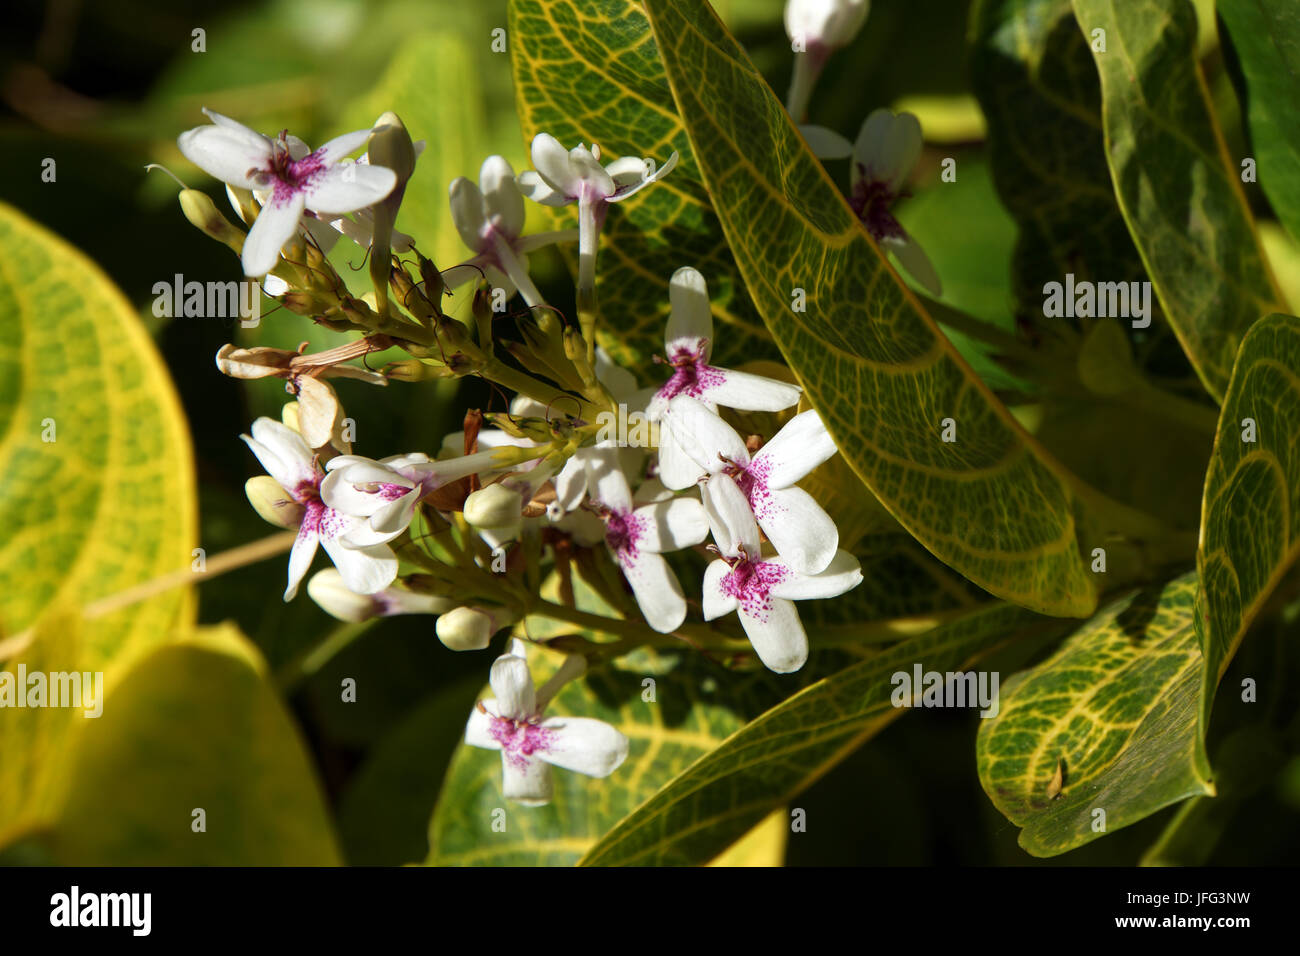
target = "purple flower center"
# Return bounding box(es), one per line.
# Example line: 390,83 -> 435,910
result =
264,141 -> 327,205
657,344 -> 725,402
293,476 -> 348,539
721,557 -> 790,621
489,716 -> 555,769
850,171 -> 905,242
359,481 -> 412,502
605,509 -> 648,561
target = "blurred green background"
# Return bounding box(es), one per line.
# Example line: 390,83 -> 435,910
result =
2,0 -> 1297,865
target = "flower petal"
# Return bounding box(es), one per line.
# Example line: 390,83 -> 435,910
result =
241,192 -> 305,276
294,376 -> 341,449
449,175 -> 487,251
489,650 -> 536,720
755,484 -> 839,574
243,416 -> 314,490
530,132 -> 578,196
552,454 -> 588,513
754,409 -> 837,488
480,155 -> 526,239
314,128 -> 372,165
620,551 -> 687,633
465,702 -> 502,750
594,346 -> 638,399
665,266 -> 713,357
501,753 -> 554,806
177,124 -> 270,191
655,422 -> 706,490
516,170 -> 571,206
702,473 -> 761,557
703,368 -> 802,413
320,534 -> 398,594
634,498 -> 708,553
769,549 -> 864,601
702,559 -> 739,620
584,447 -> 634,515
800,124 -> 853,159
538,717 -> 629,777
305,163 -> 397,214
284,525 -> 319,601
885,231 -> 943,297
663,395 -> 748,473
739,596 -> 808,673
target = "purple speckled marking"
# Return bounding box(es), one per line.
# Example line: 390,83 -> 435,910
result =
721,558 -> 790,622
371,482 -> 410,502
489,716 -> 555,769
605,508 -> 648,562
293,476 -> 348,539
850,172 -> 906,242
263,144 -> 327,206
656,345 -> 726,402
729,456 -> 780,522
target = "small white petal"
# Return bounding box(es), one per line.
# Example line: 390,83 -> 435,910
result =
594,346 -> 638,399
702,473 -> 761,557
295,376 -> 341,450
663,396 -> 748,473
320,534 -> 398,594
655,422 -> 706,490
465,703 -> 501,751
666,266 -> 713,357
584,447 -> 634,515
702,559 -> 738,620
315,128 -> 372,165
516,170 -> 571,206
306,163 -> 397,214
489,653 -> 536,720
241,192 -> 305,276
886,231 -> 943,297
739,597 -> 808,674
244,417 -> 314,489
449,176 -> 487,251
800,124 -> 853,159
538,716 -> 629,777
620,551 -> 687,633
531,133 -> 579,196
553,454 -> 589,513
852,109 -> 897,181
755,484 -> 839,574
769,549 -> 863,601
502,753 -> 554,805
480,155 -> 526,239
754,409 -> 838,488
634,498 -> 708,553
177,125 -> 270,191
703,368 -> 802,413
284,525 -> 319,601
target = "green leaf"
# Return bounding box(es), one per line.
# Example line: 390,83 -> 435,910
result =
977,572 -> 1213,857
1218,0 -> 1300,245
969,0 -> 1151,345
1196,314 -> 1300,717
580,602 -> 1055,866
47,624 -> 342,865
641,0 -> 1097,617
426,647 -> 764,866
1070,0 -> 1285,401
0,203 -> 197,845
508,0 -> 777,368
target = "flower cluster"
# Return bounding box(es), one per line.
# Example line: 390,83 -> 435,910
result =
166,17 -> 931,803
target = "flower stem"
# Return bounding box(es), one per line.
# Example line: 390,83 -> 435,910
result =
491,233 -> 546,310
785,50 -> 827,123
576,198 -> 600,366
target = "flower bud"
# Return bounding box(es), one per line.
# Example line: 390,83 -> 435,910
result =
308,569 -> 455,622
784,0 -> 870,51
436,607 -> 496,651
179,188 -> 245,253
463,482 -> 523,531
245,475 -> 304,529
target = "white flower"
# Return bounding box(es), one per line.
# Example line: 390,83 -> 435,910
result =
784,0 -> 870,52
702,473 -> 862,673
801,109 -> 941,296
321,449 -> 502,547
664,395 -> 840,574
446,155 -> 577,307
240,417 -> 398,600
465,640 -> 629,805
307,568 -> 453,622
517,133 -> 678,301
178,109 -> 397,277
583,448 -> 709,633
648,268 -> 802,491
